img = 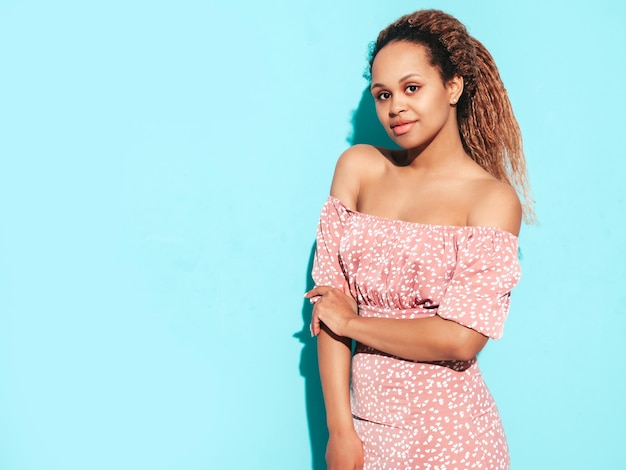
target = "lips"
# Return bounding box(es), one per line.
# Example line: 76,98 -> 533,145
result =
390,120 -> 416,136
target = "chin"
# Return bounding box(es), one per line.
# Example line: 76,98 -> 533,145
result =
394,137 -> 426,151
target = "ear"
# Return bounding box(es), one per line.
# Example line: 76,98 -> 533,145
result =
447,75 -> 464,105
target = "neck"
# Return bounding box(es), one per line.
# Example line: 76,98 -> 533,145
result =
402,125 -> 468,171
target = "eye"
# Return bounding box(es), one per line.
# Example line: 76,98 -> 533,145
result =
375,91 -> 391,101
405,84 -> 420,94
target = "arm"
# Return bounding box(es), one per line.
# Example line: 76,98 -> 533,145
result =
316,145 -> 364,424
316,145 -> 367,421
317,326 -> 364,469
317,327 -> 353,430
311,147 -> 370,469
317,326 -> 359,426
347,315 -> 487,361
335,312 -> 487,362
307,286 -> 487,362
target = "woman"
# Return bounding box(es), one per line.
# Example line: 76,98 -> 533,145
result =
304,9 -> 534,470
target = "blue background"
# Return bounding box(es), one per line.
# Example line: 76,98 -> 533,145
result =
1,0 -> 624,468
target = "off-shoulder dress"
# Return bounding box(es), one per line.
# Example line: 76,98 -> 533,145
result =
312,196 -> 521,469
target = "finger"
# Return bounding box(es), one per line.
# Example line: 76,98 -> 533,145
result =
342,281 -> 352,297
310,310 -> 321,336
304,285 -> 333,299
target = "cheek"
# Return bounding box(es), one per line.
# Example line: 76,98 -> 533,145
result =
420,96 -> 448,121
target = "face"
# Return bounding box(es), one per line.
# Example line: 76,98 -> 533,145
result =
370,41 -> 462,151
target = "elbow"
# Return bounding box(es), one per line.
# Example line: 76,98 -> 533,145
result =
446,327 -> 488,362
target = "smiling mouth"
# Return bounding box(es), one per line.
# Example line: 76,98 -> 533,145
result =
390,121 -> 415,136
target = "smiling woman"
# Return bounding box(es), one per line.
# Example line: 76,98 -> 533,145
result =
371,41 -> 463,150
304,9 -> 534,470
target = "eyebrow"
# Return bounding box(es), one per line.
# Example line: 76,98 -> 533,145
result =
371,73 -> 424,90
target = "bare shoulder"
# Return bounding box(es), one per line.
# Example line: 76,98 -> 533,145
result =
329,144 -> 388,209
467,178 -> 522,236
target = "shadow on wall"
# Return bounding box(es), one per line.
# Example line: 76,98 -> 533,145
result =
295,85 -> 396,470
349,86 -> 398,148
294,245 -> 327,470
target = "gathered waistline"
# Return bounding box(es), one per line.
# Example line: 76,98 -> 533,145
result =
354,303 -> 475,371
358,303 -> 439,319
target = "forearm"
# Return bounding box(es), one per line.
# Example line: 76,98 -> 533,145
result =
317,325 -> 354,433
345,314 -> 488,362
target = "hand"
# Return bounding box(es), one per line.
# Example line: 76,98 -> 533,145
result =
305,282 -> 357,337
326,429 -> 364,470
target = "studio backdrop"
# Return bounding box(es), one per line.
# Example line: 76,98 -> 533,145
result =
0,1 -> 624,468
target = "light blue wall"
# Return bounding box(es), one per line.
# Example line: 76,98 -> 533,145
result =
1,1 -> 624,468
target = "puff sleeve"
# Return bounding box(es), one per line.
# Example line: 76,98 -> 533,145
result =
311,197 -> 351,289
436,229 -> 521,340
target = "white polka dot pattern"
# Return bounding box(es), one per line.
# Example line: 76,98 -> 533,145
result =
312,196 -> 521,469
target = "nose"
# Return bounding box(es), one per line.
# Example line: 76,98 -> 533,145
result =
389,96 -> 407,116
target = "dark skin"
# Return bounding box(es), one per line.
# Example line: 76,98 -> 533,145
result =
304,41 -> 522,470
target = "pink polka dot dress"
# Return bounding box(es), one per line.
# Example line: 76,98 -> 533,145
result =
312,196 -> 521,469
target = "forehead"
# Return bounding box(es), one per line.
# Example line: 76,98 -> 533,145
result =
371,41 -> 438,81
